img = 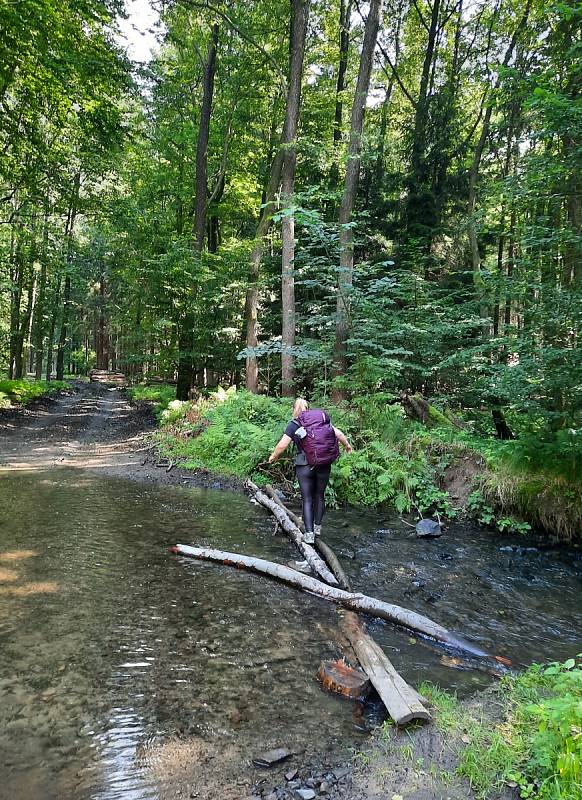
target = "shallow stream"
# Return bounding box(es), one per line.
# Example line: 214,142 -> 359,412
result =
1,470 -> 581,799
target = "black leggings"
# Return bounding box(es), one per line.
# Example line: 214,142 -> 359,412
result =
296,464 -> 331,532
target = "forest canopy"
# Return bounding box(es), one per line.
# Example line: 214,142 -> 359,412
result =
1,0 -> 580,469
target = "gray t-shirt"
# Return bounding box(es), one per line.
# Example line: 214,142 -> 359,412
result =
284,420 -> 308,466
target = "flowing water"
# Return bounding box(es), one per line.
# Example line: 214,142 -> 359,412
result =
1,469 -> 581,800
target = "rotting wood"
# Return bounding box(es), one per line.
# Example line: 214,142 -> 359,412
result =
246,480 -> 338,586
339,610 -> 430,724
318,659 -> 370,699
171,544 -> 491,659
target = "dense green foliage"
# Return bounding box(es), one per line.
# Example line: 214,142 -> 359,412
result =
127,383 -> 177,417
1,0 -> 580,536
151,387 -> 449,509
418,656 -> 582,800
145,386 -> 478,517
0,379 -> 69,408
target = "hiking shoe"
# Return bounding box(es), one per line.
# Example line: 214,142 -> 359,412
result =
303,530 -> 315,544
314,524 -> 322,537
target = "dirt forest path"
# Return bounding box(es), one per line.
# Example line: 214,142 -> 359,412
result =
0,382 -> 155,475
0,382 -> 239,490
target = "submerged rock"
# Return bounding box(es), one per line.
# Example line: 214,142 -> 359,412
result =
416,519 -> 442,537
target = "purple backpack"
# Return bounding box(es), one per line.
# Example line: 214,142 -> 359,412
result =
296,409 -> 340,467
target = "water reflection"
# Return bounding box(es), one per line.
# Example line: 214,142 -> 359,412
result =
0,469 -> 581,800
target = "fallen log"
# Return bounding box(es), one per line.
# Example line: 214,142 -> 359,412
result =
264,485 -> 304,529
246,480 -> 338,586
340,610 -> 430,723
263,485 -> 512,675
263,485 -> 354,593
264,487 -> 431,721
171,544 -> 489,660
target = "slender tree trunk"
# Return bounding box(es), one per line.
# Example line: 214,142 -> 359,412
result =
245,120 -> 285,393
405,0 -> 442,246
329,0 -> 352,191
14,266 -> 35,379
8,222 -> 22,380
177,25 -> 219,400
34,199 -> 50,380
467,1 -> 532,334
194,24 -> 219,251
97,272 -> 108,370
281,0 -> 310,397
332,0 -> 383,399
563,134 -> 581,286
56,172 -> 81,381
45,275 -> 61,381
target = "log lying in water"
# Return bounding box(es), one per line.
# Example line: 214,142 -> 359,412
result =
246,480 -> 338,586
339,610 -> 430,724
170,544 -> 489,660
258,486 -> 431,723
263,485 -> 353,592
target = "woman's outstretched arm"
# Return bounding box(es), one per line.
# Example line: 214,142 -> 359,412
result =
333,427 -> 353,453
268,434 -> 292,463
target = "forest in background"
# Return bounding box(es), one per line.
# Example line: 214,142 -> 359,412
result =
1,0 -> 580,500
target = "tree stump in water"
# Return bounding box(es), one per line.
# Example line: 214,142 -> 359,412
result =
318,659 -> 370,699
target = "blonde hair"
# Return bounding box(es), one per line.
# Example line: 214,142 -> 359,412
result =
293,397 -> 309,418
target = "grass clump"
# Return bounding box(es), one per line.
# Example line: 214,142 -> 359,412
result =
0,378 -> 70,408
127,383 -> 177,417
418,655 -> 582,800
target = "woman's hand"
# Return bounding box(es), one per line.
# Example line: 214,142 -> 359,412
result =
333,426 -> 353,454
268,434 -> 292,464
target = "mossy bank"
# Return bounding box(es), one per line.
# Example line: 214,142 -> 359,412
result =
128,386 -> 581,542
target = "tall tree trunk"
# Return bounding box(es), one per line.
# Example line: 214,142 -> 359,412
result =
329,0 -> 352,191
405,0 -> 442,247
281,0 -> 310,397
8,222 -> 23,380
45,275 -> 61,381
194,23 -> 219,251
332,0 -> 383,399
34,199 -> 50,380
244,91 -> 285,393
244,152 -> 284,393
177,24 -> 219,401
14,266 -> 35,379
56,172 -> 81,381
467,0 -> 532,335
97,271 -> 108,370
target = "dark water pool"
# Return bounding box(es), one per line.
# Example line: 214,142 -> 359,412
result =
0,470 -> 581,799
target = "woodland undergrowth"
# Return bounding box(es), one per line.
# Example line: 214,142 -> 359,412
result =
129,385 -> 581,541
